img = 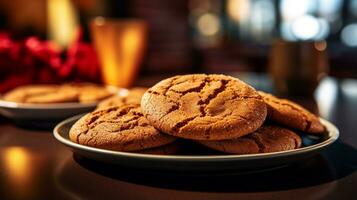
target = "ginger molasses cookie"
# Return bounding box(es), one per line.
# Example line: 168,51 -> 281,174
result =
259,91 -> 325,134
62,83 -> 114,103
69,104 -> 177,152
198,125 -> 301,154
97,87 -> 147,109
2,85 -> 78,103
141,74 -> 267,140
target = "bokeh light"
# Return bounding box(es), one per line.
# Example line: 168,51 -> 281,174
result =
291,15 -> 320,40
197,13 -> 221,36
314,40 -> 327,51
341,24 -> 357,47
227,0 -> 250,22
280,0 -> 316,21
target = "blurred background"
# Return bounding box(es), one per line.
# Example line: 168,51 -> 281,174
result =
0,0 -> 357,93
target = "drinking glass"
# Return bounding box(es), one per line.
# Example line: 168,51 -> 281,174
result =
269,40 -> 329,97
90,17 -> 148,87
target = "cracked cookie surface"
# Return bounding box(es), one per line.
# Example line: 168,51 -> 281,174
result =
69,104 -> 177,151
198,125 -> 301,154
259,91 -> 325,134
141,74 -> 267,140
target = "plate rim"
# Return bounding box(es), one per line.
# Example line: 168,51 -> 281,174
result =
53,115 -> 339,161
0,99 -> 98,109
0,87 -> 128,110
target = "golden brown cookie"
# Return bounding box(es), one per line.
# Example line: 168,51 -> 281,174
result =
198,125 -> 302,154
62,83 -> 114,103
2,85 -> 78,103
69,104 -> 177,152
259,91 -> 325,134
141,74 -> 267,140
135,141 -> 179,155
97,87 -> 147,109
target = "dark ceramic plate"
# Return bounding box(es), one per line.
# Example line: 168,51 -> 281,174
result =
53,114 -> 339,172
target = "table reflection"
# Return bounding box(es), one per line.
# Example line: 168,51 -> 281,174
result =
0,147 -> 58,200
1,147 -> 33,199
53,152 -> 345,200
70,154 -> 337,192
4,147 -> 31,184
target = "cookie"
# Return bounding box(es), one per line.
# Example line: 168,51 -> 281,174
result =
259,91 -> 325,134
198,125 -> 302,154
126,87 -> 148,99
62,83 -> 114,103
2,85 -> 78,103
97,87 -> 147,109
135,141 -> 179,155
141,74 -> 267,140
69,104 -> 177,152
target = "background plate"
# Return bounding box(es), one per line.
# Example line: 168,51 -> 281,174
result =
0,100 -> 97,120
0,87 -> 127,126
53,115 -> 339,172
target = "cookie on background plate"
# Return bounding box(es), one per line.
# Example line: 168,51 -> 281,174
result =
69,104 -> 177,152
2,83 -> 115,104
259,91 -> 325,134
62,83 -> 115,103
198,125 -> 302,154
141,74 -> 267,140
97,87 -> 148,109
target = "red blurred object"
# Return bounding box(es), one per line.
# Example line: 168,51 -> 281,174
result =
61,29 -> 101,82
23,36 -> 62,83
0,74 -> 33,93
0,33 -> 22,74
0,30 -> 101,93
24,37 -> 62,70
0,33 -> 30,93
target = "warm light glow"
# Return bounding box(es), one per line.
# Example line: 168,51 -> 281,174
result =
314,40 -> 327,51
48,0 -> 79,47
90,19 -> 147,87
3,147 -> 31,186
197,13 -> 220,36
94,17 -> 105,26
227,0 -> 250,22
121,27 -> 145,86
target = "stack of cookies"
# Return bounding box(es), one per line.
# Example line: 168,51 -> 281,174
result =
69,74 -> 326,155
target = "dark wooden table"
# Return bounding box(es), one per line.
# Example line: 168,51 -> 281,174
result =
0,74 -> 356,200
